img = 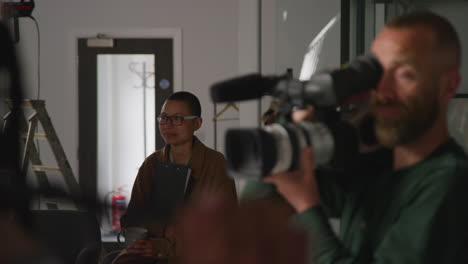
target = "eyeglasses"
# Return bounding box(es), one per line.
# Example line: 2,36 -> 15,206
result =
157,115 -> 199,126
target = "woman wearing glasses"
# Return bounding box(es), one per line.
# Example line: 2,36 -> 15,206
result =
111,91 -> 237,264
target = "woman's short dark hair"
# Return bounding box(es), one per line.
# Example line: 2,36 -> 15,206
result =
167,91 -> 202,117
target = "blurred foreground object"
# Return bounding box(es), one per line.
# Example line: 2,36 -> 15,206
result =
177,195 -> 308,264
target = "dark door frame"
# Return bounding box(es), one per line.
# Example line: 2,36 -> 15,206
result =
78,38 -> 174,204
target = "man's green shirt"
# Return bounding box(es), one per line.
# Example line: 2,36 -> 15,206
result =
242,139 -> 468,264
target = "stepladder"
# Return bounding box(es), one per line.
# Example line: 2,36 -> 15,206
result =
3,99 -> 83,210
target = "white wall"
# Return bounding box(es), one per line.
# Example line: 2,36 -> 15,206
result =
260,0 -> 341,109
260,0 -> 342,78
14,0 -> 343,194
238,0 -> 261,129
15,0 -> 239,177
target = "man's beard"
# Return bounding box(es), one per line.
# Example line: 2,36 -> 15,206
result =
372,91 -> 439,148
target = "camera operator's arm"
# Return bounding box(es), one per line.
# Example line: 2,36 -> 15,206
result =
263,147 -> 366,264
291,159 -> 468,264
259,106 -> 374,264
258,148 -> 355,264
264,148 -> 319,212
290,106 -> 356,216
241,105 -> 355,215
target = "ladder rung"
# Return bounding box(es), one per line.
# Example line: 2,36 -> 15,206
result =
32,165 -> 61,172
21,133 -> 47,139
16,99 -> 84,210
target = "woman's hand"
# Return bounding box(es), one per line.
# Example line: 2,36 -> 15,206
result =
127,238 -> 154,257
113,240 -> 154,264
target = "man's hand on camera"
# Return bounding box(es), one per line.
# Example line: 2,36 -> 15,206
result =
264,147 -> 320,213
291,105 -> 314,122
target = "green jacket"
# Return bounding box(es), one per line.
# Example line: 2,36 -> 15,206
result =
242,139 -> 468,264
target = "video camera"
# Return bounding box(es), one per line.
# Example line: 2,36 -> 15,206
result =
210,54 -> 382,180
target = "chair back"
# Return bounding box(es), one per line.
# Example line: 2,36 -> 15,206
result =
31,209 -> 101,264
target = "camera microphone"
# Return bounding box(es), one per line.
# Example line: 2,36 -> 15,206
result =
210,54 -> 382,108
210,74 -> 281,103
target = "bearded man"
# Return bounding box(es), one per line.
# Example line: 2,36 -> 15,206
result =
233,10 -> 468,264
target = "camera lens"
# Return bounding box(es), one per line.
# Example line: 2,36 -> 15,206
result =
225,129 -> 277,179
224,121 -> 359,179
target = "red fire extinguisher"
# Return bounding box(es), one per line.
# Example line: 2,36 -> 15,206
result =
111,186 -> 127,231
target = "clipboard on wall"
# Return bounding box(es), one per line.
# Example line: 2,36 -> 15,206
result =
152,162 -> 192,220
